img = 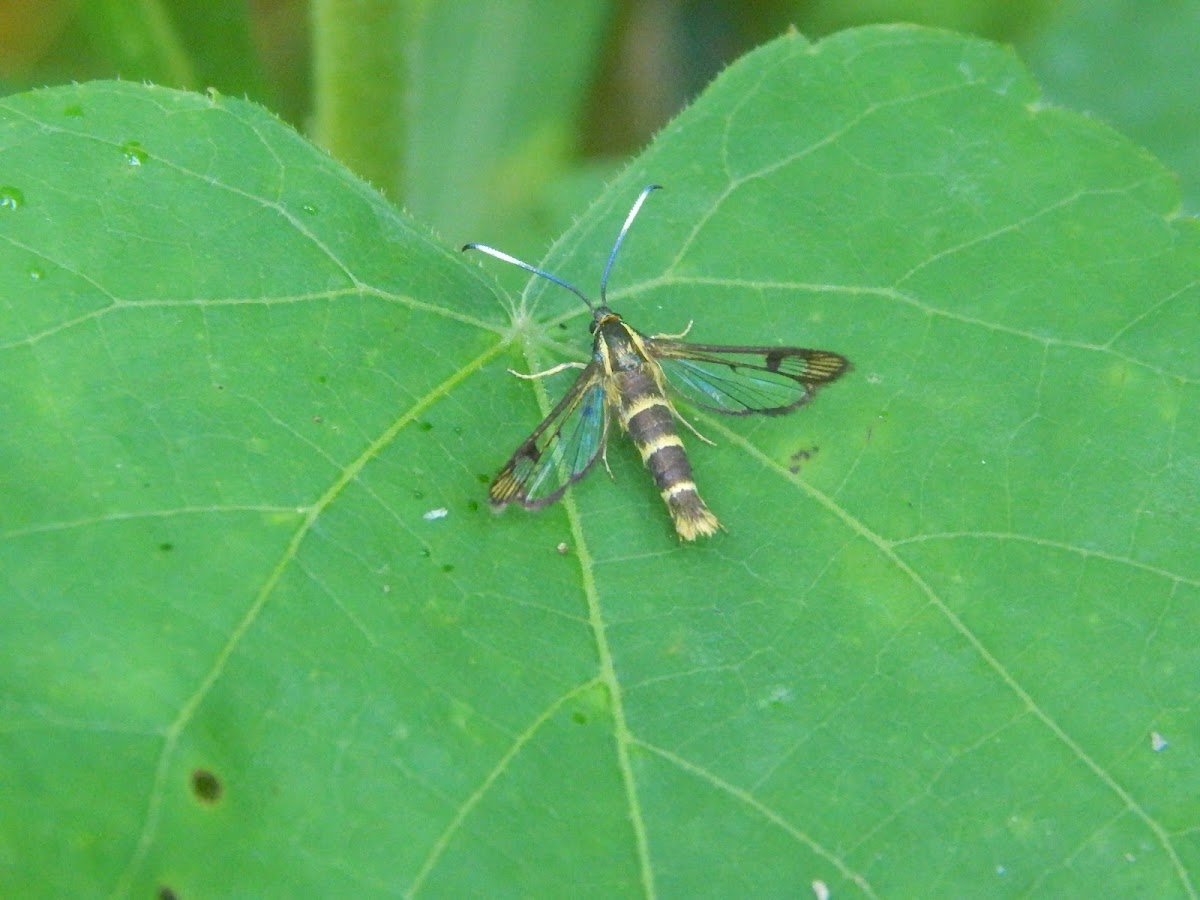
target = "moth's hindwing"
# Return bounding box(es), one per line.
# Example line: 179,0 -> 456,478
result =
489,364 -> 608,510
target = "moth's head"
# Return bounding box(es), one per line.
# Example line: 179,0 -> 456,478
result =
589,306 -> 620,333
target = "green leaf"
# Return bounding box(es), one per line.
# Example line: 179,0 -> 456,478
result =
2,24 -> 1198,897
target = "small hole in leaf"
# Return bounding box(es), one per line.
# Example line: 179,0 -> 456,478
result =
191,769 -> 222,804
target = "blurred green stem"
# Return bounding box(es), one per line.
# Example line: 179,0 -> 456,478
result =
311,0 -> 426,199
81,0 -> 196,87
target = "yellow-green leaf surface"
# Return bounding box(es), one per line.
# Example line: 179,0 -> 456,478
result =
3,26 -> 1198,897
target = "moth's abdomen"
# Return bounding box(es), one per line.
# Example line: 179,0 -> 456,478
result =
617,370 -> 720,540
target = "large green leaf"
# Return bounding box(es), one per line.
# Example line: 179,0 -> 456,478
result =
2,25 -> 1197,897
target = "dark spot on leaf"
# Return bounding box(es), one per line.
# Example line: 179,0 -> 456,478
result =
213,383 -> 224,390
466,500 -> 480,512
157,887 -> 179,900
418,421 -> 434,432
787,445 -> 818,474
412,490 -> 425,500
191,769 -> 222,804
477,474 -> 490,484
572,712 -> 587,725
159,542 -> 174,553
420,549 -> 431,558
316,374 -> 328,384
441,564 -> 454,573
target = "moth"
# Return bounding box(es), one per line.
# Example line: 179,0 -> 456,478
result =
463,185 -> 849,540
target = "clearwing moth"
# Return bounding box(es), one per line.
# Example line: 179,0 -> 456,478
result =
463,185 -> 849,540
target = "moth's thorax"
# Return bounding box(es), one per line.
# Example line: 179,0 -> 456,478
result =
592,308 -> 650,374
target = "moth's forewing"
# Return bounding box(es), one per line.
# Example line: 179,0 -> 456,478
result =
650,341 -> 850,415
489,367 -> 609,510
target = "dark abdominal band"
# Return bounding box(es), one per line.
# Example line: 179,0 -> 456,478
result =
617,366 -> 718,538
625,400 -> 694,491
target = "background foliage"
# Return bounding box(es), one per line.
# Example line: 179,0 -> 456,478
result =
1,1 -> 1197,896
2,0 -> 1198,228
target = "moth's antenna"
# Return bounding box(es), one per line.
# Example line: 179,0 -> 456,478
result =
599,184 -> 661,306
461,242 -> 595,310
462,183 -> 663,311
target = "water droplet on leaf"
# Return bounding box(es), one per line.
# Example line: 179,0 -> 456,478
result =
120,141 -> 148,166
0,186 -> 24,210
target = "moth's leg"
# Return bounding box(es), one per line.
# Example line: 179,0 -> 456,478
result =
508,361 -> 586,380
600,402 -> 616,479
674,405 -> 716,446
651,320 -> 693,340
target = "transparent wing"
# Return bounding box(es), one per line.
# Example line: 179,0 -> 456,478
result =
651,341 -> 850,416
489,367 -> 609,509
